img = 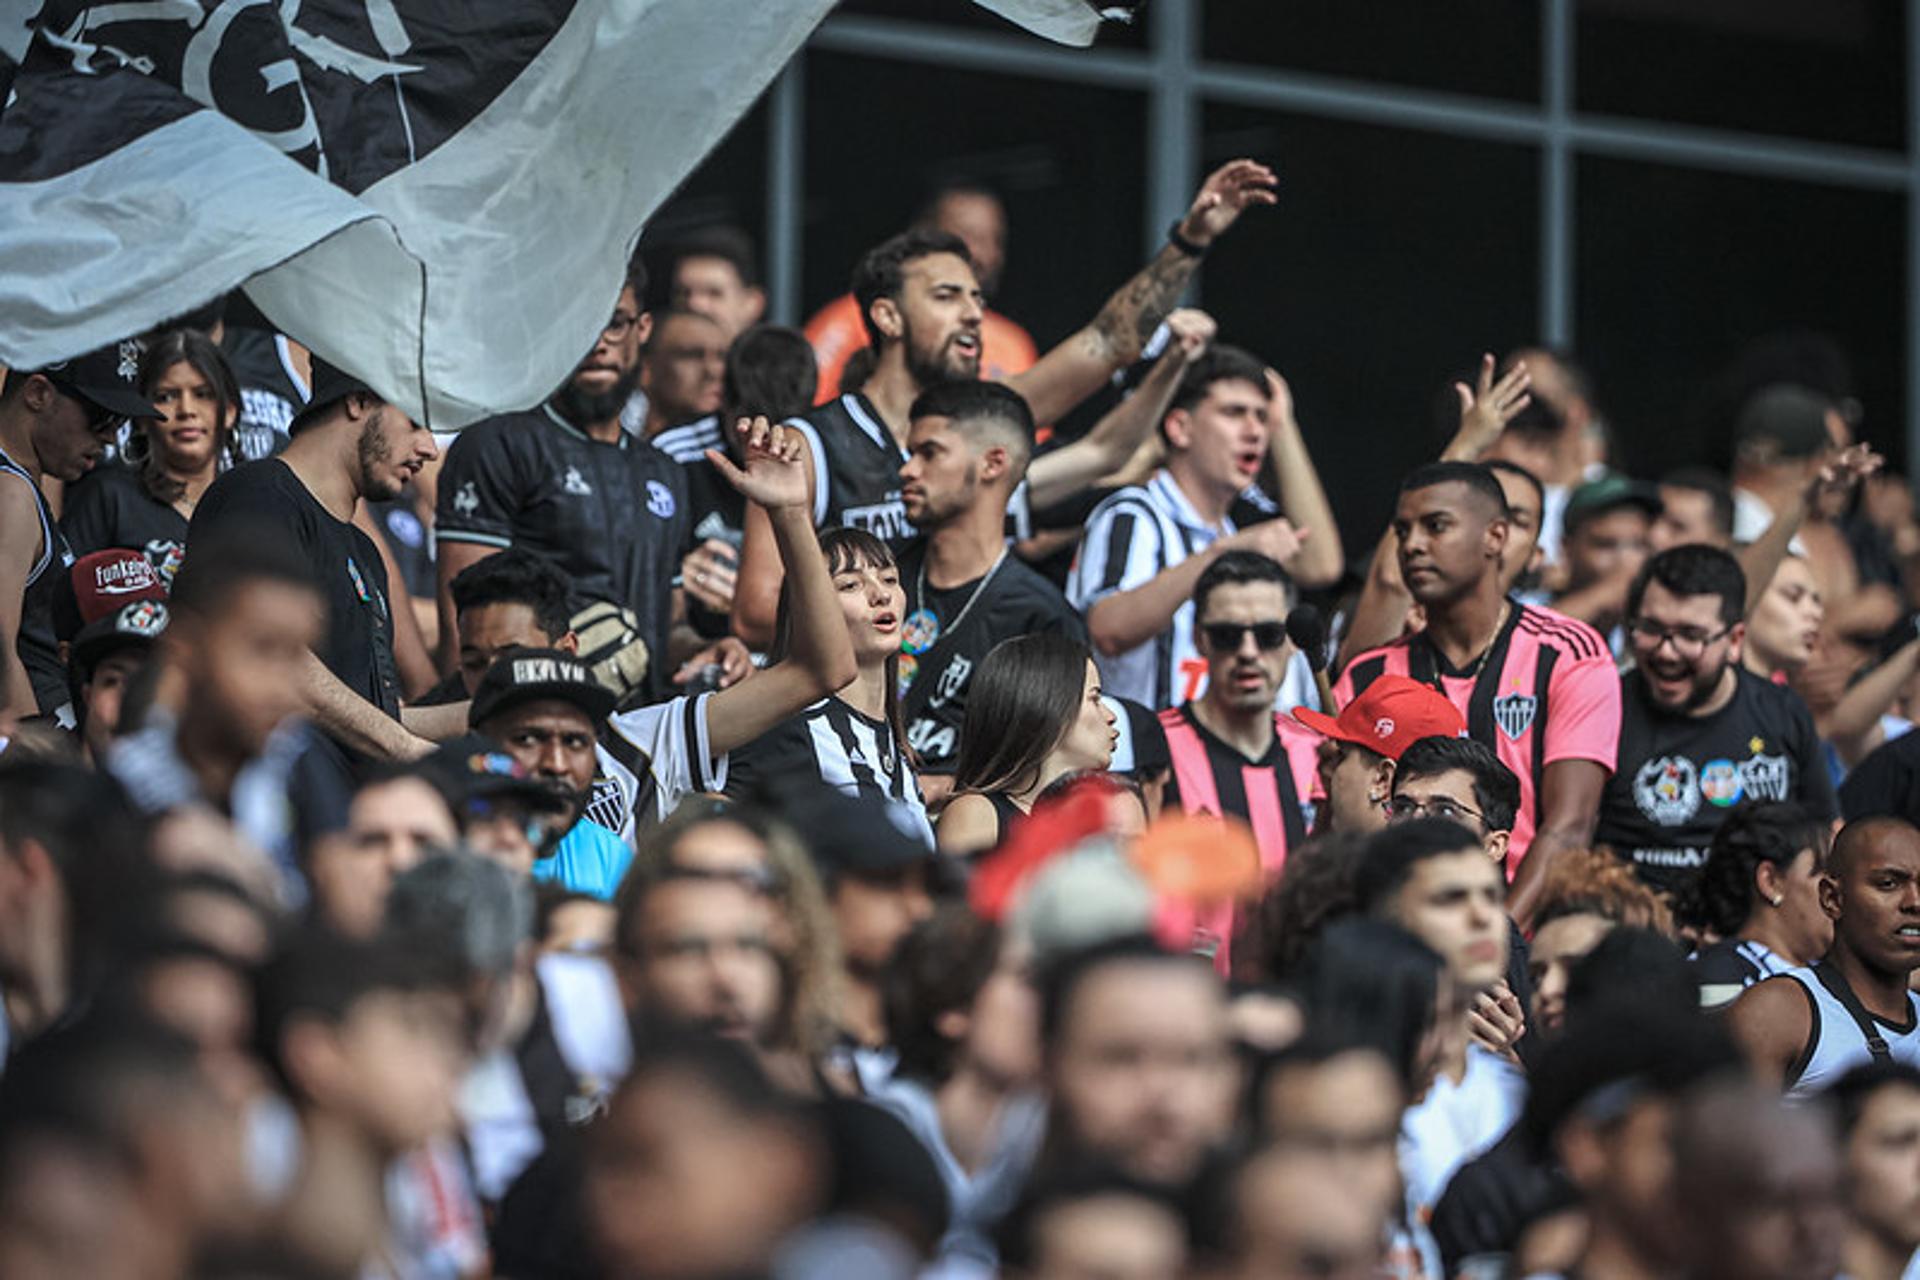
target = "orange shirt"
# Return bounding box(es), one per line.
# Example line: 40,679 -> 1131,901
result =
803,293 -> 1039,402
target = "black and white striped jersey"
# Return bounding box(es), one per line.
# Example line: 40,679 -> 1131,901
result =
584,692 -> 727,846
723,697 -> 934,848
1065,469 -> 1237,711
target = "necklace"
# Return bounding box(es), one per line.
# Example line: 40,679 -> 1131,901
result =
900,548 -> 1008,697
1450,601 -> 1511,680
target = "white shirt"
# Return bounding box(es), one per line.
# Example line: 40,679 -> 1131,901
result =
1400,1044 -> 1526,1223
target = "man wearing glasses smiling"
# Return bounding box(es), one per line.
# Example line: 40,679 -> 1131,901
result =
0,343 -> 159,723
1596,544 -> 1835,899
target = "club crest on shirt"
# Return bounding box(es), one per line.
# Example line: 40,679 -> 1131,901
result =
1492,691 -> 1537,740
646,479 -> 675,518
1699,758 -> 1743,807
1634,755 -> 1700,825
144,538 -> 185,586
563,466 -> 593,496
1738,753 -> 1791,802
453,481 -> 479,517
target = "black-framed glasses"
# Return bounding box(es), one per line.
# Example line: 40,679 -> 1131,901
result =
1201,620 -> 1288,651
1627,618 -> 1732,658
1384,794 -> 1486,827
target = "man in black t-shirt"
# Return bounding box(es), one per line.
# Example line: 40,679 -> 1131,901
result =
1839,726 -> 1920,821
1596,545 -> 1835,896
191,358 -> 466,774
436,263 -> 741,704
893,381 -> 1085,794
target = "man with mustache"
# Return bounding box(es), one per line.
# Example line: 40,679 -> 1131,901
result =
1594,544 -> 1834,899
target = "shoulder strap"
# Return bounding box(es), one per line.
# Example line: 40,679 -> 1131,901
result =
1813,960 -> 1893,1063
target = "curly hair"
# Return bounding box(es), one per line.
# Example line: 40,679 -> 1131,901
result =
1250,834 -> 1366,984
1684,801 -> 1830,938
1532,848 -> 1675,936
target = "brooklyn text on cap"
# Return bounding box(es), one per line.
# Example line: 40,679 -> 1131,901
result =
1291,673 -> 1466,760
36,340 -> 162,421
468,646 -> 618,728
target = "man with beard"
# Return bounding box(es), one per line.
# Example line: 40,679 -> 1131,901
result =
469,417 -> 857,892
1730,817 -> 1920,1097
731,159 -> 1278,647
1334,462 -> 1620,928
190,358 -> 460,779
891,380 -> 1086,787
1595,545 -> 1834,897
436,261 -> 740,706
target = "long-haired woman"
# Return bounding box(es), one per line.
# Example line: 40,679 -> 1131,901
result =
725,527 -> 932,844
936,632 -> 1117,857
61,329 -> 240,585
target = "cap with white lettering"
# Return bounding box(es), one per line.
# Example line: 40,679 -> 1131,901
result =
468,646 -> 617,729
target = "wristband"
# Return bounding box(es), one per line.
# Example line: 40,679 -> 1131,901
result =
1167,220 -> 1208,258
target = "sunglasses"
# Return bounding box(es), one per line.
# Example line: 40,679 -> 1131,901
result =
1201,620 -> 1288,651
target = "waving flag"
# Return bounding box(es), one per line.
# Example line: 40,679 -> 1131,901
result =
0,1 -> 1129,429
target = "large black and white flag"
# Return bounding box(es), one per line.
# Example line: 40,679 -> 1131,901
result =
0,1 -> 1132,429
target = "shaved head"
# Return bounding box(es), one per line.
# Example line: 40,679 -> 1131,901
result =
1829,818 -> 1920,880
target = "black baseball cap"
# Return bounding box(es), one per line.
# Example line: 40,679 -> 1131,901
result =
36,340 -> 161,420
469,647 -> 616,729
414,733 -> 572,815
288,355 -> 376,435
71,597 -> 170,679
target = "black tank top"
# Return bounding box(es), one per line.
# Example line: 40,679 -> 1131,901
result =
0,445 -> 73,717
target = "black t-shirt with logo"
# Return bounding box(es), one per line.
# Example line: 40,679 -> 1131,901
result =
218,326 -> 302,461
436,405 -> 692,701
788,392 -> 912,543
1596,667 -> 1836,895
893,537 -> 1088,775
60,461 -> 190,587
191,458 -> 403,745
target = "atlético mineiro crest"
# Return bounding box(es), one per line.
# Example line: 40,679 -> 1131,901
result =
1492,691 -> 1537,740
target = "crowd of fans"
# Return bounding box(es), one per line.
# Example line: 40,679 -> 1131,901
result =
2,157 -> 1920,1280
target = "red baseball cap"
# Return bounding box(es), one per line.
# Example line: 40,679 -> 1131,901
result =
70,549 -> 166,624
1291,675 -> 1466,760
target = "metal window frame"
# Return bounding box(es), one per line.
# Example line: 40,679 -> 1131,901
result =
765,0 -> 1920,461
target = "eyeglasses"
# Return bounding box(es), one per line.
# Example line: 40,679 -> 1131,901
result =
1201,620 -> 1288,651
1384,794 -> 1486,827
602,311 -> 641,340
1627,618 -> 1732,658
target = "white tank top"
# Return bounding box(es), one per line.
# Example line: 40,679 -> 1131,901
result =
1781,963 -> 1920,1099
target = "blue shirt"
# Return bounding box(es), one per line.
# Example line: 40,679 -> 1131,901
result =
534,819 -> 632,900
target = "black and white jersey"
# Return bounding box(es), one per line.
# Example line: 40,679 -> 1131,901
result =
1692,938 -> 1793,1010
788,392 -> 912,542
0,444 -> 75,718
725,697 -> 934,847
582,693 -> 727,846
219,327 -> 304,461
1596,668 -> 1835,897
893,538 -> 1087,774
437,405 -> 692,701
1066,469 -> 1238,710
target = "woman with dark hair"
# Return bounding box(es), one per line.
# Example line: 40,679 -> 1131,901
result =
936,633 -> 1117,857
61,329 -> 240,585
725,527 -> 932,844
1689,800 -> 1834,1008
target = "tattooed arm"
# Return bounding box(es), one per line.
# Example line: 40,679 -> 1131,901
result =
1002,159 -> 1276,428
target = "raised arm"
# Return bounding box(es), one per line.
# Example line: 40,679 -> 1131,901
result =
1261,369 -> 1344,589
706,419 -> 858,755
1024,308 -> 1215,510
1003,160 -> 1276,426
1739,443 -> 1880,617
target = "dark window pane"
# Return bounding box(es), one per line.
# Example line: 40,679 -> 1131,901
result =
640,98 -> 770,305
1203,0 -> 1539,103
1575,157 -> 1905,476
802,52 -> 1148,349
1199,104 -> 1540,560
1577,0 -> 1905,150
836,0 -> 1149,49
